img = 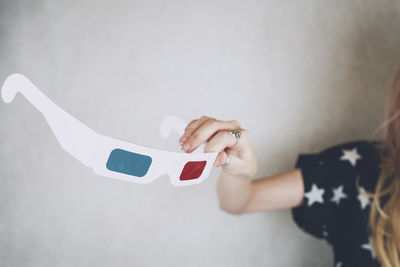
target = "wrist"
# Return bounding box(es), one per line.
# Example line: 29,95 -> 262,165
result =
220,169 -> 255,181
221,161 -> 258,179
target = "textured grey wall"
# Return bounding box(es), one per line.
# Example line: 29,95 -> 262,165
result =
1,1 -> 400,266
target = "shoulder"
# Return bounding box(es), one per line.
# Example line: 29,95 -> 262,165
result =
296,139 -> 382,171
296,139 -> 383,191
296,139 -> 381,177
291,139 -> 383,241
317,139 -> 382,166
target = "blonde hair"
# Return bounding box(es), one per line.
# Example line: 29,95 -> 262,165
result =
359,64 -> 400,266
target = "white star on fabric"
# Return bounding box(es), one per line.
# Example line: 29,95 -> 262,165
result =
331,185 -> 348,205
340,147 -> 362,167
361,237 -> 376,259
358,186 -> 370,210
304,183 -> 325,207
336,262 -> 343,267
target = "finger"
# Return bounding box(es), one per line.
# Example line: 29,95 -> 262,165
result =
179,116 -> 210,144
213,150 -> 228,167
204,129 -> 240,154
182,119 -> 241,153
205,131 -> 236,167
216,151 -> 235,168
219,151 -> 230,167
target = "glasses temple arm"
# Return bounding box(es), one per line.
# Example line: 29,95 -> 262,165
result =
1,73 -> 102,167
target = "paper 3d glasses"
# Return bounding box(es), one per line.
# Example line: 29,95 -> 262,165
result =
1,74 -> 218,186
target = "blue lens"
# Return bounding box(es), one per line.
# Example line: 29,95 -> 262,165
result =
106,149 -> 152,177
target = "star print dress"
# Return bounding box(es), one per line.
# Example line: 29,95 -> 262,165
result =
291,139 -> 387,267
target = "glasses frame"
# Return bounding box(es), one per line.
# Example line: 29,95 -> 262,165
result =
1,73 -> 218,187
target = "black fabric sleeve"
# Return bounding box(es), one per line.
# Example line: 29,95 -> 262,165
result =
291,139 -> 381,242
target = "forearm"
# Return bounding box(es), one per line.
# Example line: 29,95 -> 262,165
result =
216,170 -> 254,214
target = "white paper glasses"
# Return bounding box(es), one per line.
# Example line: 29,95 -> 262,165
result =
1,74 -> 218,186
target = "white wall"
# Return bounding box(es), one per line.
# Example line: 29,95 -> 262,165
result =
1,1 -> 400,266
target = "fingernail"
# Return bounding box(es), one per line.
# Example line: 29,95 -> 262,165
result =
214,159 -> 220,167
180,135 -> 187,143
183,143 -> 190,152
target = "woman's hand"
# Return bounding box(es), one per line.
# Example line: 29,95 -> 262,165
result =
179,116 -> 258,178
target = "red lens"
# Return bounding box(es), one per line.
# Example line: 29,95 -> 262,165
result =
180,161 -> 207,180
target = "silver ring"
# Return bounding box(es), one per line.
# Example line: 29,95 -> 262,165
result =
229,129 -> 241,146
221,155 -> 231,166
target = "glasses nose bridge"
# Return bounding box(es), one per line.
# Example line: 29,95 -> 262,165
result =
165,152 -> 186,179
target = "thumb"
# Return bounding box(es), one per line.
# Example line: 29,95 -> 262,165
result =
215,150 -> 229,167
